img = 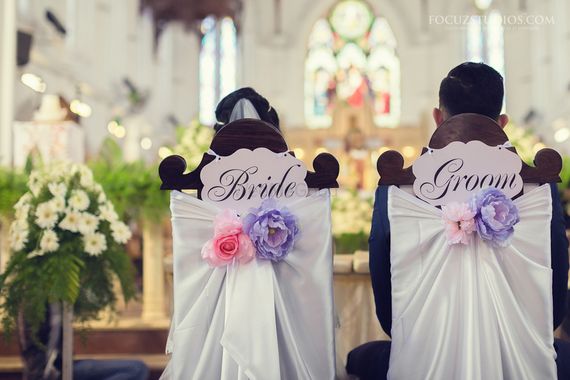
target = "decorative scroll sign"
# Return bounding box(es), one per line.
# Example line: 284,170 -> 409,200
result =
200,148 -> 309,213
412,141 -> 524,206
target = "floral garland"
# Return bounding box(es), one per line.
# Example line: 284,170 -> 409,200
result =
202,199 -> 300,266
442,187 -> 519,247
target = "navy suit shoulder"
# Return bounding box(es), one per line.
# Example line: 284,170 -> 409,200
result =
549,183 -> 568,329
369,185 -> 392,337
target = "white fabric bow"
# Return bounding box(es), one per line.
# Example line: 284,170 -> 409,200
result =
162,190 -> 336,380
387,184 -> 557,380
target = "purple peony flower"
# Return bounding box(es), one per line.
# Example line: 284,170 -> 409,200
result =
471,187 -> 519,247
242,199 -> 299,262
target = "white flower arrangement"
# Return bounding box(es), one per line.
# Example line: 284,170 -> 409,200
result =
8,162 -> 131,258
503,123 -> 540,165
171,120 -> 214,169
331,190 -> 373,236
1,162 -> 136,339
331,190 -> 374,253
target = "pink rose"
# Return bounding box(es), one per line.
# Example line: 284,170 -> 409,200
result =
442,202 -> 477,246
216,235 -> 239,258
201,209 -> 255,267
213,209 -> 243,236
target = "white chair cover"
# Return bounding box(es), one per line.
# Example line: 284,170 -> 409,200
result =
387,184 -> 557,380
162,189 -> 336,380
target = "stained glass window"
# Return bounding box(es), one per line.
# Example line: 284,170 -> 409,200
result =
486,10 -> 505,77
305,0 -> 401,128
466,5 -> 505,77
200,16 -> 237,125
466,3 -> 505,110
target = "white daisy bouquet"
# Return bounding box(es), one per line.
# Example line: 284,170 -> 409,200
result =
503,123 -> 539,165
168,120 -> 213,169
0,162 -> 136,336
331,190 -> 373,254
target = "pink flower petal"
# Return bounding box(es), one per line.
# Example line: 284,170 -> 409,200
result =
237,234 -> 255,264
213,209 -> 243,236
442,202 -> 476,246
202,239 -> 229,267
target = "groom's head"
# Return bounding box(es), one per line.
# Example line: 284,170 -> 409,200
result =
433,62 -> 508,128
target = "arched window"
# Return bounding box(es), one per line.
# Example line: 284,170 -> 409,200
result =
305,0 -> 401,129
199,16 -> 237,125
466,1 -> 505,77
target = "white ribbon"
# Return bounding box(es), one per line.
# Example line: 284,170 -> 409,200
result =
221,259 -> 280,379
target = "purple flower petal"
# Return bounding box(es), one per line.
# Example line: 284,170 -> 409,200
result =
242,199 -> 300,262
472,187 -> 519,247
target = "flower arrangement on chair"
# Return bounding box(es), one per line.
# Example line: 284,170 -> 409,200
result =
201,199 -> 300,267
0,162 -> 136,338
442,187 -> 520,247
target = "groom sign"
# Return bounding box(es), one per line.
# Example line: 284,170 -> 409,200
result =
412,140 -> 524,206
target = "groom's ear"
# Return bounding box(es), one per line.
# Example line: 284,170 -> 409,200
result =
497,114 -> 509,129
433,107 -> 445,127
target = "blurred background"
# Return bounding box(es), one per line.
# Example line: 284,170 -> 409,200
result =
1,0 -> 570,378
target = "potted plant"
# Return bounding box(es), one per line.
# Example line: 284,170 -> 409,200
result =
0,162 -> 136,378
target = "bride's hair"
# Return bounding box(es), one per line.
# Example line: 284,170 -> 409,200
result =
214,87 -> 280,132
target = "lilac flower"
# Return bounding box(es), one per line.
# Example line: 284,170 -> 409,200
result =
242,199 -> 299,262
471,187 -> 519,247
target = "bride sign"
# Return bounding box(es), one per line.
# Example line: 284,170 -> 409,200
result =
200,148 -> 309,213
412,140 -> 524,206
158,119 -> 339,196
158,116 -> 340,379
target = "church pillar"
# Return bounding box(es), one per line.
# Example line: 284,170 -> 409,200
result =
172,25 -> 200,122
0,0 -> 16,167
0,0 -> 16,275
142,221 -> 166,321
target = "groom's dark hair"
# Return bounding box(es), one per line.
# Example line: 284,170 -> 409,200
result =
439,62 -> 504,120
